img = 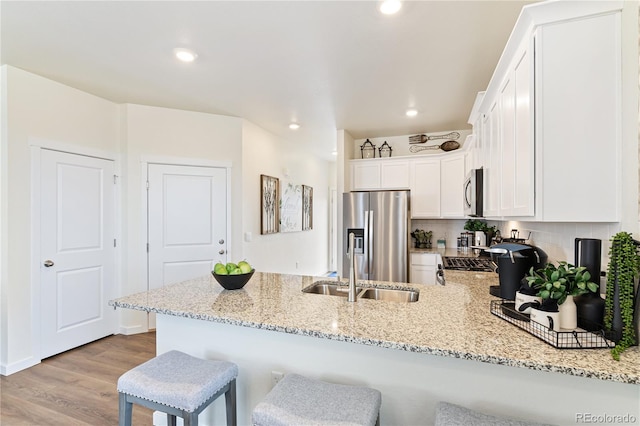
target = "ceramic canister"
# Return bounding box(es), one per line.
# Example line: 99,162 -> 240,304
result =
514,291 -> 542,315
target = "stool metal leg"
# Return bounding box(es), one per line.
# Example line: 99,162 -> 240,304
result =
185,411 -> 198,426
167,413 -> 177,426
118,392 -> 133,426
225,379 -> 237,426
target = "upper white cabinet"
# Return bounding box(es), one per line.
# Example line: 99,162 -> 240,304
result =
351,158 -> 409,190
349,151 -> 466,219
469,1 -> 622,222
410,152 -> 465,219
381,159 -> 410,189
534,12 -> 620,221
440,155 -> 465,218
410,158 -> 440,218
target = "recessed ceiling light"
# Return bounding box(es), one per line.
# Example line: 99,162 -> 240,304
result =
289,123 -> 300,130
406,109 -> 418,117
174,48 -> 198,63
380,0 -> 402,15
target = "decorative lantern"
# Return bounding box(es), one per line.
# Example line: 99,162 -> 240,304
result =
378,141 -> 392,158
360,139 -> 376,159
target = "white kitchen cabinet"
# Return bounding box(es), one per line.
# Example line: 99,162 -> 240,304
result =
351,161 -> 380,190
511,42 -> 534,216
380,159 -> 410,189
496,40 -> 535,218
409,159 -> 440,218
483,101 -> 501,218
534,12 -> 620,221
409,253 -> 442,285
440,154 -> 465,218
350,159 -> 409,191
468,3 -> 621,222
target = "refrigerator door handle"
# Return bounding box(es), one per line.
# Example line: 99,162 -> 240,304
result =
368,210 -> 374,279
363,210 -> 369,278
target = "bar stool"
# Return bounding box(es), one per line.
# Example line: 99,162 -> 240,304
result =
252,373 -> 381,426
435,401 -> 551,426
117,350 -> 238,426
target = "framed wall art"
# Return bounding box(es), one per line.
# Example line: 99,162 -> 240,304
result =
260,174 -> 279,234
280,181 -> 302,233
302,185 -> 313,231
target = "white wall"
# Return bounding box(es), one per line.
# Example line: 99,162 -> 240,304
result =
242,121 -> 331,276
0,68 -> 334,373
0,66 -> 120,373
352,129 -> 471,159
119,104 -> 244,333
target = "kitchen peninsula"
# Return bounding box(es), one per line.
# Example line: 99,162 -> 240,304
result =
111,272 -> 639,425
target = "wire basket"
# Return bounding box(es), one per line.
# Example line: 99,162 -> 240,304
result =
490,299 -> 614,349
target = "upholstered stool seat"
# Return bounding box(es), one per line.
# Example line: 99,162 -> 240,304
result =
435,401 -> 552,426
117,350 -> 238,426
252,373 -> 381,426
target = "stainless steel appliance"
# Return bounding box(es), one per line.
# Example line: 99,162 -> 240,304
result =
463,168 -> 483,217
342,190 -> 409,282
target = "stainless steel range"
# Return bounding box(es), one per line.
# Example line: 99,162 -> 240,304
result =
443,256 -> 496,272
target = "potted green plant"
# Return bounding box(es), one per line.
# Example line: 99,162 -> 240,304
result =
604,232 -> 640,361
463,220 -> 496,247
526,262 -> 599,330
410,229 -> 433,249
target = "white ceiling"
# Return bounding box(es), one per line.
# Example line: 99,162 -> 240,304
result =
1,0 -> 537,160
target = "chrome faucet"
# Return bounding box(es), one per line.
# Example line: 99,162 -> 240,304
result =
348,232 -> 357,302
436,264 -> 446,286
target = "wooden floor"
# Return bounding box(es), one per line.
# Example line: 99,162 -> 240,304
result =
0,332 -> 156,425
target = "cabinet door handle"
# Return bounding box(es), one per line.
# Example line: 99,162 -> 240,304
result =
44,260 -> 55,267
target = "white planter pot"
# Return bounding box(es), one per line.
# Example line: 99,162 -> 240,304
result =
530,308 -> 560,332
559,295 -> 578,330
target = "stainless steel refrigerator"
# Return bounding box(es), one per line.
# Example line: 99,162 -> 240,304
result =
342,190 -> 409,282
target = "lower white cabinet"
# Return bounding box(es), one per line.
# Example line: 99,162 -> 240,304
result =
409,253 -> 442,285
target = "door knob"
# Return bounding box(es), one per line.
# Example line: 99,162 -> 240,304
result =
218,249 -> 225,255
44,260 -> 55,267
219,239 -> 225,244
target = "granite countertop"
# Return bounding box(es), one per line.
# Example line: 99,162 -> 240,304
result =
109,271 -> 639,385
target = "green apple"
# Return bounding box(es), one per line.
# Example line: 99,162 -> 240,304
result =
238,261 -> 252,274
225,262 -> 238,273
214,263 -> 228,275
230,267 -> 242,275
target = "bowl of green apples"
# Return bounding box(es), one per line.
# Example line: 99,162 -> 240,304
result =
212,260 -> 255,290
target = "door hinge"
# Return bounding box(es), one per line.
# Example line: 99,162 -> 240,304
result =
146,243 -> 149,253
114,239 -> 117,247
113,174 -> 118,184
146,180 -> 149,190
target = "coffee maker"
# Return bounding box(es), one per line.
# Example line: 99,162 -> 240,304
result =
487,243 -> 548,300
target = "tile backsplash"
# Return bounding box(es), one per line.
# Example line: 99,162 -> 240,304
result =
411,218 -> 621,271
503,221 -> 620,266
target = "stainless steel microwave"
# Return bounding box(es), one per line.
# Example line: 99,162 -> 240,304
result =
463,168 -> 483,217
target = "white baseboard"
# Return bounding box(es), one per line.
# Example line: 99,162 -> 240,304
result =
1,356 -> 40,376
117,324 -> 149,335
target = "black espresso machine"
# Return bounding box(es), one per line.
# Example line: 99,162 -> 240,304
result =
486,243 -> 548,300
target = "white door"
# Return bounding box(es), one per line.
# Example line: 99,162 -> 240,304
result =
147,164 -> 227,326
40,149 -> 116,359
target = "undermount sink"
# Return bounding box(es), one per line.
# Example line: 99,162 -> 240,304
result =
302,281 -> 360,297
302,281 -> 418,303
359,287 -> 419,303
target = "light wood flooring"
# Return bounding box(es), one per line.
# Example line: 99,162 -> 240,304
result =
0,332 -> 156,425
